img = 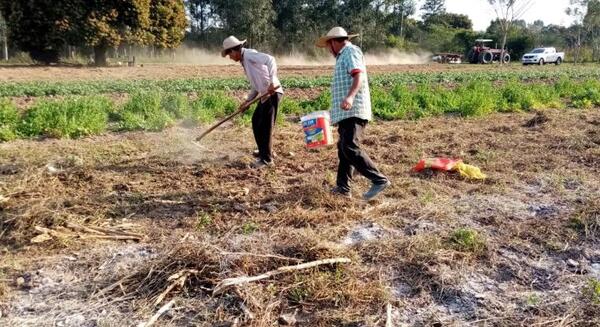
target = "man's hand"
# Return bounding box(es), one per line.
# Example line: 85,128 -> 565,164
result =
341,95 -> 354,111
267,83 -> 277,94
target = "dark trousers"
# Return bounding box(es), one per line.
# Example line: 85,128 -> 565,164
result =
252,93 -> 281,163
337,117 -> 388,192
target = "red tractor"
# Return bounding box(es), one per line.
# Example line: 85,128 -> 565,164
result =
467,39 -> 511,64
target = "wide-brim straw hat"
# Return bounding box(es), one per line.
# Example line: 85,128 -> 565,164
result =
221,36 -> 247,57
316,27 -> 359,48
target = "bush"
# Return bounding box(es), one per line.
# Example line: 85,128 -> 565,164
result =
162,93 -> 190,119
189,91 -> 237,124
0,99 -> 20,142
450,228 -> 486,253
119,91 -> 173,131
572,80 -> 600,109
456,82 -> 496,117
19,96 -> 110,138
299,90 -> 331,113
499,81 -> 541,112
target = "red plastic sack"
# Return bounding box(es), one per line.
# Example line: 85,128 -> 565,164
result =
413,158 -> 461,172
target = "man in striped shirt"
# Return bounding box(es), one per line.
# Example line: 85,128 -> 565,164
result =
222,36 -> 283,169
316,27 -> 390,200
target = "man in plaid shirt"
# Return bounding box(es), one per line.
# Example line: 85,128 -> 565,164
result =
316,27 -> 390,200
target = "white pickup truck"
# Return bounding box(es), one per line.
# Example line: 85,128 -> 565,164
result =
521,47 -> 565,65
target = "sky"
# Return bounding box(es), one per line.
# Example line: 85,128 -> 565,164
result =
416,0 -> 576,31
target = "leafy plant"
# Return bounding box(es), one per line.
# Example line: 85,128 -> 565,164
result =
19,96 -> 110,138
119,91 -> 173,131
450,228 -> 486,253
0,99 -> 20,141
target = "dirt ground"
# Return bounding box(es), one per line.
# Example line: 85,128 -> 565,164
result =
1,108 -> 599,326
0,63 -> 532,82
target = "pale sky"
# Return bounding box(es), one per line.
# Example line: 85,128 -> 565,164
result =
416,0 -> 576,31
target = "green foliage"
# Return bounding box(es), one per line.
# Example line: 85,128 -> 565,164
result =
2,67 -> 600,97
241,221 -> 258,235
299,90 -> 331,113
499,81 -> 540,112
584,278 -> 600,304
1,75 -> 600,143
189,91 -> 237,124
162,93 -> 190,119
450,228 -> 486,253
571,80 -> 600,108
150,0 -> 187,49
119,91 -> 174,131
0,98 -> 19,141
196,212 -> 213,230
19,96 -> 110,138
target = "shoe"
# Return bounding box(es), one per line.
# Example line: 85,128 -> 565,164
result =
251,159 -> 274,169
363,180 -> 391,201
253,150 -> 277,158
331,186 -> 352,198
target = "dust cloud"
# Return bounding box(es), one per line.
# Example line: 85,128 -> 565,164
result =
167,46 -> 431,66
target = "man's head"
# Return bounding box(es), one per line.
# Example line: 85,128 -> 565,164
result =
316,27 -> 359,56
326,37 -> 349,57
221,36 -> 246,62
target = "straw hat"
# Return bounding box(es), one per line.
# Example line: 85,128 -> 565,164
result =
221,36 -> 247,57
316,27 -> 359,48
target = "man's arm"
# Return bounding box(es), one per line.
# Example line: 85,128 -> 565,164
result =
341,72 -> 362,110
256,52 -> 278,92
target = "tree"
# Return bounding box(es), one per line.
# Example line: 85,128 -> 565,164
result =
583,0 -> 600,61
212,0 -> 275,49
424,13 -> 473,30
0,9 -> 7,61
421,0 -> 445,20
566,0 -> 589,63
150,0 -> 187,50
186,0 -> 215,35
487,0 -> 533,64
0,0 -> 68,63
386,0 -> 417,40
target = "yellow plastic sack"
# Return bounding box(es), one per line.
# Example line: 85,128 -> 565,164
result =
454,162 -> 487,180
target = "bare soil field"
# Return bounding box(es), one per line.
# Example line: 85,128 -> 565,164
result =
0,63 -> 533,82
1,108 -> 599,326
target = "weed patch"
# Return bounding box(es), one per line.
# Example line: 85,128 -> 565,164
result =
19,96 -> 110,138
0,99 -> 19,141
449,228 -> 486,254
119,91 -> 173,131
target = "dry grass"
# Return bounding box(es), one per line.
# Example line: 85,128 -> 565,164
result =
1,108 -> 599,325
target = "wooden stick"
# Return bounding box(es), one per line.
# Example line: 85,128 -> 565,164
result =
65,222 -> 106,235
213,257 -> 351,295
81,224 -> 144,238
196,88 -> 278,142
154,269 -> 198,306
138,299 -> 175,327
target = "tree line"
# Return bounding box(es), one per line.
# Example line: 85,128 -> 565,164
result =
0,0 -> 599,65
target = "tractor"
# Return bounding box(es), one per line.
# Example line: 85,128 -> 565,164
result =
467,39 -> 511,64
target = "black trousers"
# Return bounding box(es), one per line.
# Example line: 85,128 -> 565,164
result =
336,117 -> 388,192
252,93 -> 281,163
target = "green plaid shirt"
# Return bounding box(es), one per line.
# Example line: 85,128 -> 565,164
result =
330,43 -> 372,125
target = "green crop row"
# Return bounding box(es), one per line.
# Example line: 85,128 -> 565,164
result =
1,79 -> 599,142
1,66 -> 600,97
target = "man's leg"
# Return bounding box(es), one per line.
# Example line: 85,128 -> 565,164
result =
255,93 -> 280,163
335,120 -> 355,194
339,118 -> 388,185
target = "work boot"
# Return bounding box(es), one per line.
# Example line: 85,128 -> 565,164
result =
363,180 -> 391,201
251,159 -> 274,169
331,186 -> 352,198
